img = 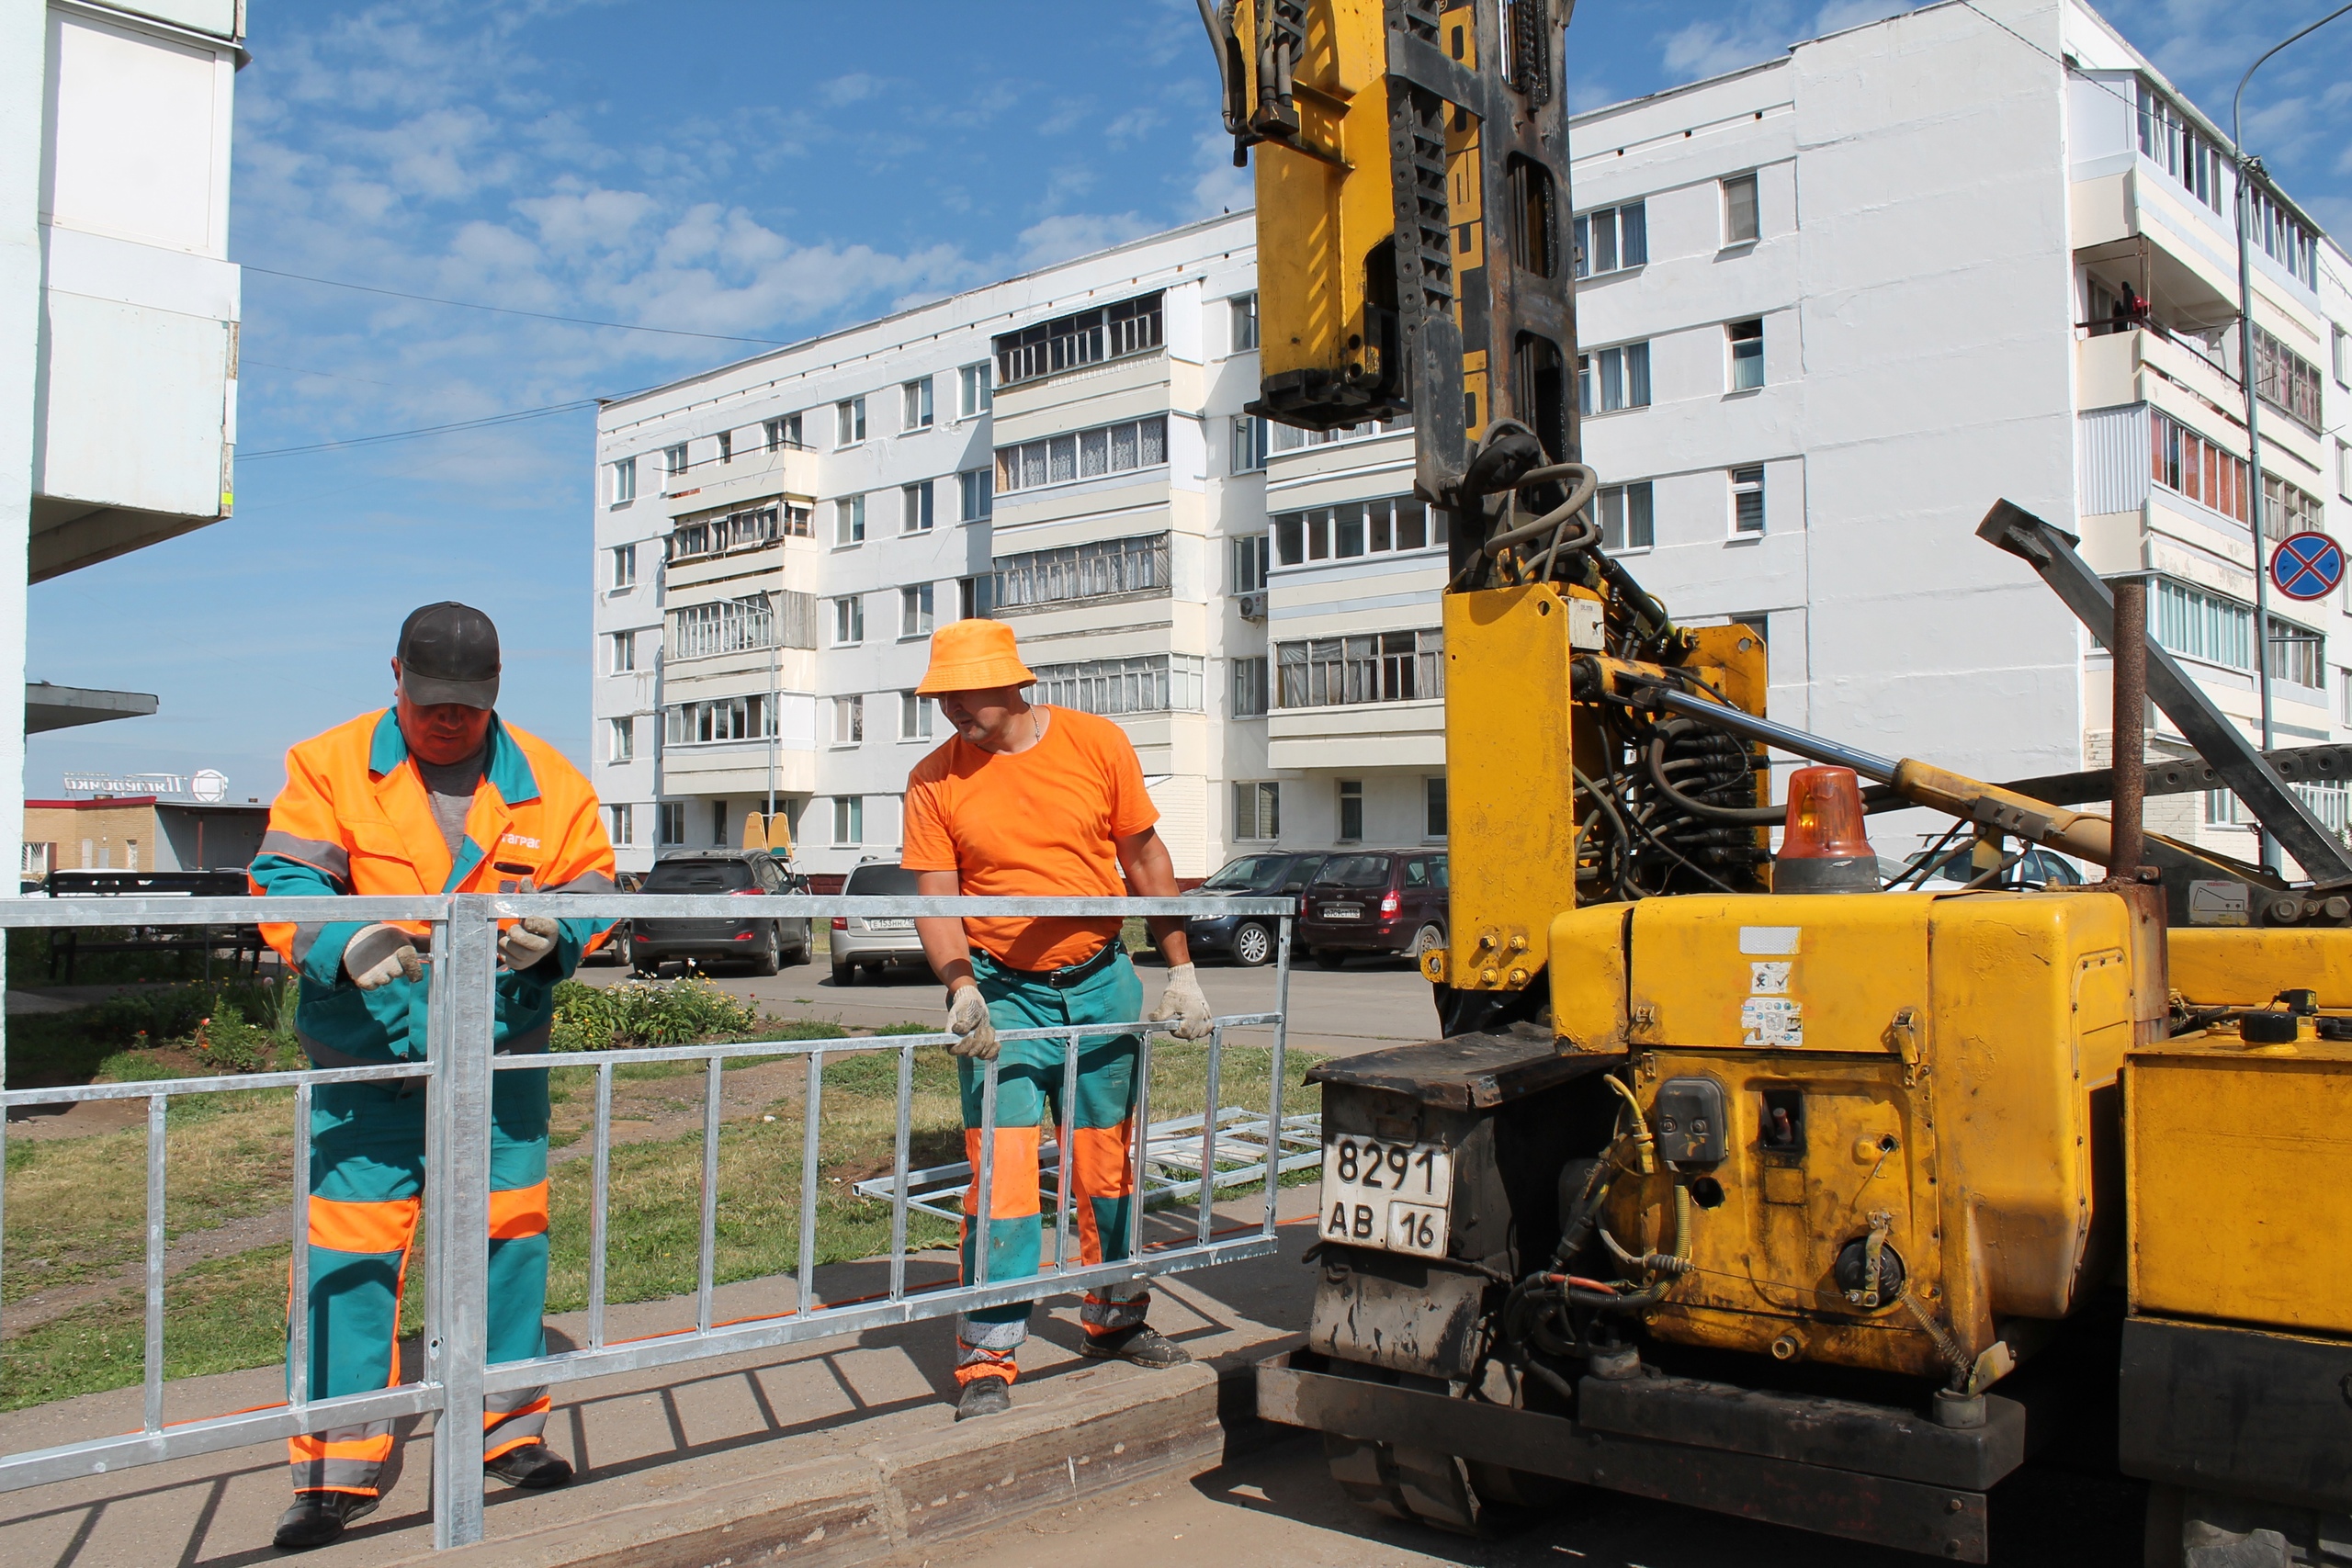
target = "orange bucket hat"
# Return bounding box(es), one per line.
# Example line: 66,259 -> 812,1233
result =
916,618 -> 1036,695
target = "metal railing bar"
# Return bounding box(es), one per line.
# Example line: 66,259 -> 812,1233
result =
3,1059 -> 435,1108
489,895 -> 1296,919
143,1093 -> 167,1434
0,897 -> 446,928
696,1055 -> 721,1334
1265,916 -> 1293,1238
289,1081 -> 311,1409
1196,1032 -> 1222,1249
973,1057 -> 999,1290
589,1062 -> 613,1350
1128,1027 -> 1153,1262
1054,1032 -> 1078,1272
796,1049 -> 821,1314
479,1235 -> 1282,1394
483,1014 -> 1281,1075
888,1044 -> 912,1303
0,1383 -> 445,1495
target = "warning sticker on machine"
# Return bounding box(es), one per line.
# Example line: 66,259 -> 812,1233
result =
2188,881 -> 2251,927
1739,926 -> 1802,955
1740,996 -> 1804,1046
1749,961 -> 1792,995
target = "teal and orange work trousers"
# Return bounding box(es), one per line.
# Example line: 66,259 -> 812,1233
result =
955,948 -> 1150,1386
288,1066 -> 553,1495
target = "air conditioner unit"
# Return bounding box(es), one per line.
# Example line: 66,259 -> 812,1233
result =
1237,592 -> 1267,621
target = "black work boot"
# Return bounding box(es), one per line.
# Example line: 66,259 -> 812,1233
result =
272,1491 -> 379,1551
484,1442 -> 573,1489
955,1374 -> 1012,1420
1078,1325 -> 1193,1368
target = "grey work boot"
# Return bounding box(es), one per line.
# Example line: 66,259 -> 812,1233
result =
1078,1325 -> 1193,1368
956,1374 -> 1013,1420
272,1491 -> 379,1551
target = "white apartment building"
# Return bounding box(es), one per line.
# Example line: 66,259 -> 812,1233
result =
594,0 -> 2352,886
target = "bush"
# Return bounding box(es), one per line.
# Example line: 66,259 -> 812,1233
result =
188,999 -> 291,1074
548,976 -> 762,1054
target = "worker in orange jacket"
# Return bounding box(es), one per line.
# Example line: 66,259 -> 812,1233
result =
250,604 -> 616,1551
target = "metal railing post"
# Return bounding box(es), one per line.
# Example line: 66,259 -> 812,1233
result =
422,917 -> 451,1396
431,898 -> 496,1550
288,1082 -> 312,1410
888,1044 -> 912,1303
1197,1031 -> 1223,1247
1054,1033 -> 1079,1270
973,1059 -> 1000,1289
1128,1027 -> 1154,1260
696,1055 -> 721,1333
588,1063 -> 613,1349
796,1050 -> 822,1314
143,1093 -> 169,1433
1264,913 -> 1293,1237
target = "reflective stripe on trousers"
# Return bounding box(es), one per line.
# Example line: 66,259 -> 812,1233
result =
953,948 -> 1150,1386
287,1069 -> 553,1495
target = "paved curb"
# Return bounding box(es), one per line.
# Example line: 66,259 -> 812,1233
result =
384,1359 -> 1268,1568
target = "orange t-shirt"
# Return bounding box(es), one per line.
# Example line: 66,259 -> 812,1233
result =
899,706 -> 1159,971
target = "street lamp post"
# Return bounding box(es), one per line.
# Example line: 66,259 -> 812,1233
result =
2230,1 -> 2352,873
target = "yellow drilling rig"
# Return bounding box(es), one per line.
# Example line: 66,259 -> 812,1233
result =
1197,3 -> 2352,1560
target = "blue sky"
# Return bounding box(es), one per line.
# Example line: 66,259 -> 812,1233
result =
29,0 -> 2350,806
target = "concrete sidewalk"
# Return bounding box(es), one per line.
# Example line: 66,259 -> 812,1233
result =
0,1192 -> 1321,1567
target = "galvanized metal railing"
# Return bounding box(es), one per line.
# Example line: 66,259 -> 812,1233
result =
0,891 -> 1295,1550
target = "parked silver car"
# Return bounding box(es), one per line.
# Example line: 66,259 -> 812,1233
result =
831,860 -> 929,985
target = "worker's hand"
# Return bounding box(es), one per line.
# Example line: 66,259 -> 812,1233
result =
1149,963 -> 1215,1041
944,983 -> 999,1061
345,923 -> 425,990
497,877 -> 560,971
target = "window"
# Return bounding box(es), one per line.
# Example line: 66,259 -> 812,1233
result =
2341,668 -> 2352,726
901,376 -> 934,432
1233,781 -> 1280,840
958,574 -> 995,620
835,397 -> 866,446
609,631 -> 637,673
993,532 -> 1170,612
656,801 -> 685,846
1596,481 -> 1654,551
608,717 -> 634,762
831,594 -> 865,645
2240,173 -> 2319,290
992,291 -> 1163,388
1031,654 -> 1205,715
2269,616 -> 2324,690
764,413 -> 804,451
1267,412 -> 1414,454
995,415 -> 1169,493
957,362 -> 992,419
2135,81 -> 2225,215
606,803 -> 634,846
2340,440 -> 2352,502
2254,327 -> 2324,432
1231,534 -> 1270,593
900,582 -> 934,637
712,801 -> 728,846
1424,776 -> 1447,840
958,467 -> 993,522
1272,495 -> 1442,565
2336,325 -> 2350,388
2154,578 -> 2254,670
668,499 -> 809,562
2264,474 -> 2324,544
609,544 -> 637,589
831,694 -> 865,746
609,457 -> 637,503
1723,172 -> 1759,245
1338,780 -> 1364,842
899,691 -> 934,741
1232,656 -> 1269,717
2150,409 -> 2248,523
1573,201 -> 1646,279
831,795 -> 864,846
835,494 -> 865,546
1230,414 -> 1269,473
663,694 -> 781,745
1732,466 -> 1766,535
1230,292 -> 1259,351
1276,630 -> 1445,707
1727,319 -> 1764,391
671,593 -> 798,658
1577,342 -> 1651,414
901,479 -> 934,534
716,430 -> 732,465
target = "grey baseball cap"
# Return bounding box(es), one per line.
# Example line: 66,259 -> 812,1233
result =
397,602 -> 501,710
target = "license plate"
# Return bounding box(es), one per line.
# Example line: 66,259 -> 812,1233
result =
1322,904 -> 1362,919
864,919 -> 913,931
1320,1135 -> 1453,1258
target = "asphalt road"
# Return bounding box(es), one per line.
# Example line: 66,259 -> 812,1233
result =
578,938 -> 1441,1058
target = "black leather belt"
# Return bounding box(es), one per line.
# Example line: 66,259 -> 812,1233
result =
989,940 -> 1123,989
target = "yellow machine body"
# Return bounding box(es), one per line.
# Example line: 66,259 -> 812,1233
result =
1553,889 -> 2151,1378
2166,927 -> 2352,1010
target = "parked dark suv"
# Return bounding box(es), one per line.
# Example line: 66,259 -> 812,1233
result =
1185,852 -> 1327,966
1295,850 -> 1448,968
631,852 -> 811,976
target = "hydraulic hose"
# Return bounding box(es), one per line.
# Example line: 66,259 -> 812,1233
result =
1645,735 -> 1782,826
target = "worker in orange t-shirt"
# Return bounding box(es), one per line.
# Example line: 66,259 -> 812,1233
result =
901,618 -> 1215,1421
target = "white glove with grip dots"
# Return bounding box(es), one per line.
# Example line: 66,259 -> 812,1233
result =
945,984 -> 1000,1060
498,876 -> 560,971
1149,962 -> 1215,1041
345,923 -> 425,990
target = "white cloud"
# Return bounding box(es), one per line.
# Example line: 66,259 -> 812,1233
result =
1014,212 -> 1159,270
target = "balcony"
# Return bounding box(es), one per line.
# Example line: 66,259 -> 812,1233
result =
2075,325 -> 2241,426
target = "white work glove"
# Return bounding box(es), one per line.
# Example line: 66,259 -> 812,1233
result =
497,877 -> 560,971
345,923 -> 424,990
945,984 -> 999,1061
1149,962 -> 1215,1041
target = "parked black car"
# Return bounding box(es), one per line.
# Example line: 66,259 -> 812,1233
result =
1185,852 -> 1327,966
630,852 -> 811,976
1295,850 -> 1448,968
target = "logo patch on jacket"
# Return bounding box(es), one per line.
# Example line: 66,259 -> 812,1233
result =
502,833 -> 541,851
